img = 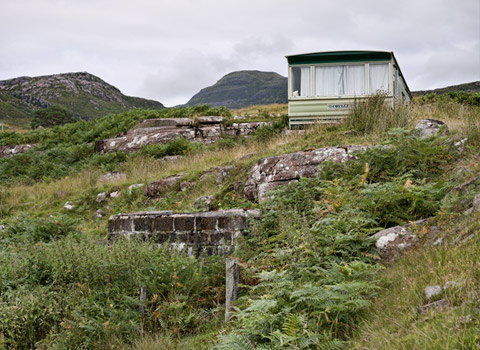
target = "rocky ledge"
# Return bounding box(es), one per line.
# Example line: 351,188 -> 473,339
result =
244,145 -> 371,201
95,117 -> 269,153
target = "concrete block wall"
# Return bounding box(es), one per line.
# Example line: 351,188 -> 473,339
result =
108,209 -> 260,256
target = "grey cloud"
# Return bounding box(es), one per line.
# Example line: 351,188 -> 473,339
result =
0,0 -> 478,106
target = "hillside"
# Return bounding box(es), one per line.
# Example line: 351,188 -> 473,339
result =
0,95 -> 479,349
185,70 -> 288,108
413,81 -> 480,95
0,72 -> 164,126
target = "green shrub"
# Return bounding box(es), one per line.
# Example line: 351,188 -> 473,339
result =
0,214 -> 79,247
0,236 -> 224,349
30,105 -> 78,129
135,138 -> 201,159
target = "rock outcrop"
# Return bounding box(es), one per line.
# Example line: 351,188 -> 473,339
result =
0,144 -> 36,158
95,117 -> 269,153
244,145 -> 370,202
108,209 -> 260,256
414,119 -> 449,138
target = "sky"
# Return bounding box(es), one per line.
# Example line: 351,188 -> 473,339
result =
0,0 -> 479,107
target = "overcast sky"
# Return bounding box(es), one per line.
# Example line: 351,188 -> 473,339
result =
1,0 -> 479,107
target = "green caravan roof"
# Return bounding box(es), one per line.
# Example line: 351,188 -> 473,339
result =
286,50 -> 412,98
286,50 -> 393,65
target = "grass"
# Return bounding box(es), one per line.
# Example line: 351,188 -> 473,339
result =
232,103 -> 288,118
349,212 -> 480,350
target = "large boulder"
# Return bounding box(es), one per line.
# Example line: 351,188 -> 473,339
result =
414,119 -> 449,138
244,145 -> 370,202
145,174 -> 185,198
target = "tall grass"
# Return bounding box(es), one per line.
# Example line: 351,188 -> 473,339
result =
344,94 -> 413,137
349,212 -> 480,350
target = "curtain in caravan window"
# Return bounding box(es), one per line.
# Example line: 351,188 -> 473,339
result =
369,63 -> 390,94
290,67 -> 311,97
345,65 -> 365,96
299,67 -> 311,97
315,66 -> 344,96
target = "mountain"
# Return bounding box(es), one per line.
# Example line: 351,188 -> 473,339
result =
0,72 -> 164,124
412,81 -> 480,95
185,70 -> 288,109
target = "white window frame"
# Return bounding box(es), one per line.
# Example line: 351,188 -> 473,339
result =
289,61 -> 392,99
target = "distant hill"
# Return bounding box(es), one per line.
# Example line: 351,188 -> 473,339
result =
0,72 -> 164,125
412,81 -> 480,96
185,70 -> 288,109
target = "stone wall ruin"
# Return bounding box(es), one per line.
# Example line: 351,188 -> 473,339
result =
108,209 -> 260,256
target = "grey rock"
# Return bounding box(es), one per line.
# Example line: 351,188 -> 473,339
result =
244,145 -> 371,202
417,299 -> 449,314
197,116 -> 224,124
454,138 -> 468,152
464,193 -> 480,215
127,183 -> 144,193
96,192 -> 107,202
193,195 -> 215,211
180,181 -> 195,191
425,285 -> 443,300
0,144 -> 37,158
145,174 -> 184,198
110,191 -> 121,198
64,201 -> 75,210
95,118 -> 271,154
216,165 -> 236,185
433,237 -> 443,246
98,171 -> 127,183
158,155 -> 182,162
95,209 -> 106,219
414,119 -> 449,138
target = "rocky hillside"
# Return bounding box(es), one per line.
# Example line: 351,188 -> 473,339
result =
413,81 -> 480,95
0,72 -> 164,122
185,70 -> 287,109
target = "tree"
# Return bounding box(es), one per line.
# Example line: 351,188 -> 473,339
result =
31,105 -> 77,129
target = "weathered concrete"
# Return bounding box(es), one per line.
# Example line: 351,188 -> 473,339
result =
244,145 -> 371,202
95,117 -> 270,153
108,209 -> 260,256
0,144 -> 37,158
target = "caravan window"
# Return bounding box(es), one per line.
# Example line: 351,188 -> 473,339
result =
315,64 -> 365,97
369,63 -> 390,93
291,66 -> 312,97
290,62 -> 390,98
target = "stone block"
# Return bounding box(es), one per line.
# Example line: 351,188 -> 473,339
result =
133,216 -> 154,232
173,215 -> 195,231
218,215 -> 246,230
196,215 -> 217,230
153,231 -> 170,244
152,216 -> 174,231
108,216 -> 133,232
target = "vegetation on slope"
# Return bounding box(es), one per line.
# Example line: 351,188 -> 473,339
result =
0,72 -> 165,126
0,94 -> 479,349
